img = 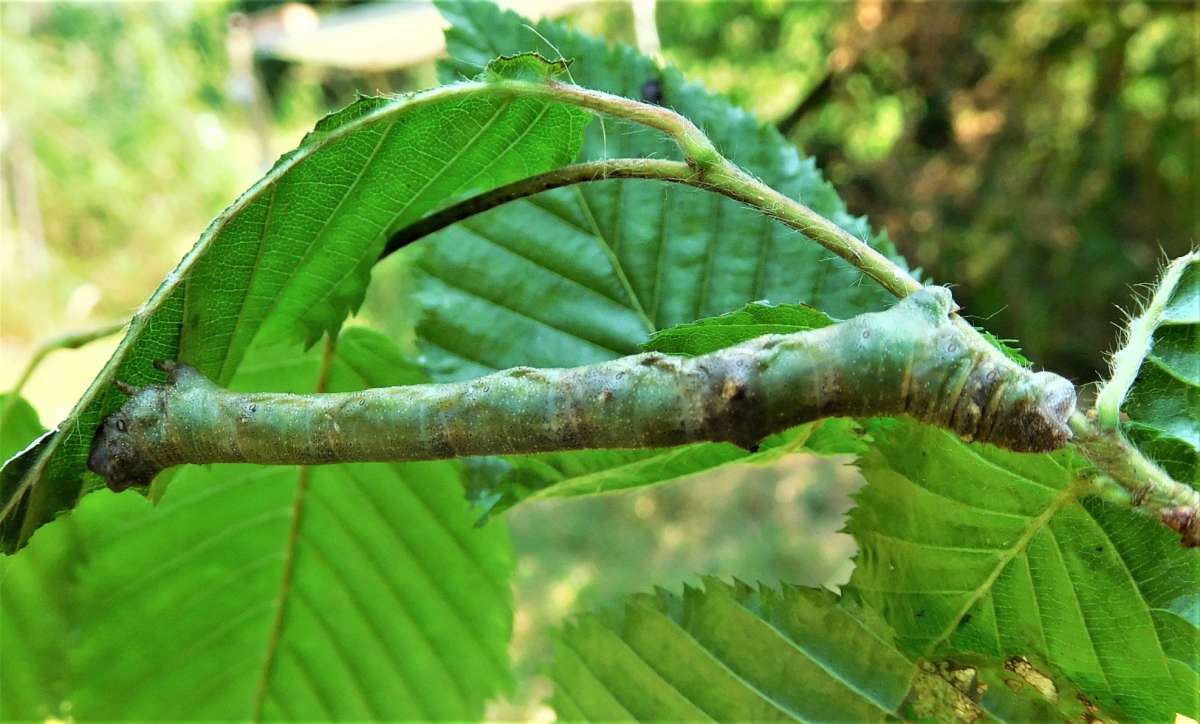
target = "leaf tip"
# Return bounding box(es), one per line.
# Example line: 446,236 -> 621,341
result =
482,52 -> 573,83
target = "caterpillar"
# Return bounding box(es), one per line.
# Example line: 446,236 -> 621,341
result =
89,287 -> 1076,491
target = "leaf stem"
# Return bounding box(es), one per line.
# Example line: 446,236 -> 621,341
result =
380,159 -> 699,259
686,162 -> 923,298
1,319 -> 127,422
1069,411 -> 1200,545
380,152 -> 923,302
497,79 -> 922,299
1094,250 -> 1198,429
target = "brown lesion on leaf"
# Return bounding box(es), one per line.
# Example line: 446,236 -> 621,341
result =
906,655 -> 1115,724
904,661 -> 987,723
1004,655 -> 1058,700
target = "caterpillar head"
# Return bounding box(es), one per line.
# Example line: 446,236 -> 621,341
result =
901,285 -> 1075,452
988,370 -> 1077,452
89,361 -> 203,491
89,382 -> 170,491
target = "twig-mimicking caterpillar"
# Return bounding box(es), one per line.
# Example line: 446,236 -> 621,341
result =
89,287 -> 1076,491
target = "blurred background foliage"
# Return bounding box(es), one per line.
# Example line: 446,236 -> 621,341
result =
3,1 -> 1195,400
1,1 -> 1195,718
654,0 -> 1197,379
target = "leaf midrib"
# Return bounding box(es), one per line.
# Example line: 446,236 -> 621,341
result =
923,476 -> 1084,656
289,99 -> 523,344
248,466 -> 308,721
217,113 -> 400,383
729,596 -> 900,718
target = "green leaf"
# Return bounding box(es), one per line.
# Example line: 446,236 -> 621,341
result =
1099,250 -> 1199,485
463,421 -> 833,519
416,0 -> 911,383
408,0 -> 910,509
847,418 -> 1200,721
548,579 -> 1101,721
0,396 -> 50,545
975,326 -> 1032,368
551,580 -> 918,721
0,69 -> 590,550
484,52 -> 574,82
643,301 -> 835,356
0,483 -> 81,722
0,394 -> 43,464
0,328 -> 514,720
464,444 -> 742,516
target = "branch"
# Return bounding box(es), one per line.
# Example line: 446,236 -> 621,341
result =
73,74 -> 1185,542
1,320 -> 126,422
89,288 -> 1074,490
376,78 -> 1190,540
1070,412 -> 1200,546
490,78 -> 923,300
380,159 -> 699,259
1083,250 -> 1200,545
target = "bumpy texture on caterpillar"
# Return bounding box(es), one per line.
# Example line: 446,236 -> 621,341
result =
89,287 -> 1076,491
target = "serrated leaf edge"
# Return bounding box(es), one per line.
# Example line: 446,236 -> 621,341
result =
0,77 -> 580,547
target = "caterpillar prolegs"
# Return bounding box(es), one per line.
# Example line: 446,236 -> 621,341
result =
89,287 -> 1076,491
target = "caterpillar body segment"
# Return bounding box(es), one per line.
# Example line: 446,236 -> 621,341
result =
89,287 -> 1076,491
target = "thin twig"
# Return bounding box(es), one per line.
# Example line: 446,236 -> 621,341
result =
1,320 -> 127,422
379,159 -> 698,259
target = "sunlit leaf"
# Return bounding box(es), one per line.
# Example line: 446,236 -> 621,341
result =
848,418 -> 1200,721
551,580 -> 916,721
549,579 -> 1103,721
0,329 -> 514,720
0,55 -> 590,550
642,301 -> 835,356
1102,250 -> 1199,485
